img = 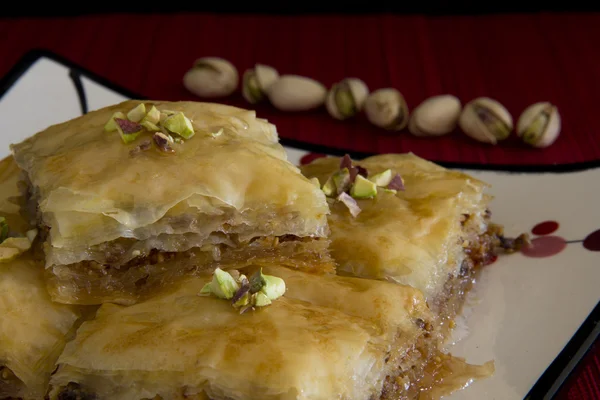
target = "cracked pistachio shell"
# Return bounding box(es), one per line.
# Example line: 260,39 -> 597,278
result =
267,75 -> 327,112
408,95 -> 461,137
325,78 -> 369,120
242,64 -> 279,104
458,97 -> 513,144
183,57 -> 239,98
517,102 -> 561,148
364,88 -> 409,131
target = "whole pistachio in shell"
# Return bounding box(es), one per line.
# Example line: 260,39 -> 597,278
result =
325,78 -> 369,120
363,88 -> 409,131
458,97 -> 513,144
408,95 -> 461,137
183,57 -> 239,98
242,64 -> 280,104
267,75 -> 327,112
517,102 -> 561,148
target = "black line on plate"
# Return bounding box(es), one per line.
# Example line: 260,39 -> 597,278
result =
68,69 -> 88,115
1,48 -> 599,400
0,48 -> 145,104
278,137 -> 600,173
525,300 -> 600,400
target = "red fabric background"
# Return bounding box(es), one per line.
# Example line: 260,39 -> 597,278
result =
0,12 -> 598,399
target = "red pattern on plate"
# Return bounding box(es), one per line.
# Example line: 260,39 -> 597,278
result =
583,229 -> 600,252
521,236 -> 567,258
532,221 -> 560,236
300,153 -> 327,165
1,13 -> 599,400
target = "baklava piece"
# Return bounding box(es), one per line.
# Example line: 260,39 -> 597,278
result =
10,101 -> 333,305
0,157 -> 84,400
301,153 -> 526,339
50,266 -> 441,400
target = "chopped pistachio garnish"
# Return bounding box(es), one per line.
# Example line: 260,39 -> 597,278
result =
210,128 -> 223,138
105,103 -> 197,151
115,118 -> 143,144
386,174 -> 405,191
163,112 -> 195,139
159,111 -> 177,124
350,175 -> 378,199
337,192 -> 361,217
316,155 -> 406,216
200,267 -> 239,299
332,168 -> 351,195
254,292 -> 272,307
129,140 -> 152,157
141,121 -> 160,132
104,112 -> 127,132
261,273 -> 286,300
153,132 -> 175,153
321,176 -> 336,197
142,105 -> 161,125
368,169 -> 394,187
126,103 -> 146,123
199,267 -> 286,313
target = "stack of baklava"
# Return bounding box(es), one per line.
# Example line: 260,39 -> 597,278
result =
0,100 -> 507,400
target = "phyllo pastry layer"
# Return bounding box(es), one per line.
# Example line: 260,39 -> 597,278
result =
10,100 -> 333,305
300,153 -> 509,333
0,157 -> 83,400
49,266 -> 438,400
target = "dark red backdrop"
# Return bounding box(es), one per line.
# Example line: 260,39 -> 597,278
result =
0,12 -> 598,399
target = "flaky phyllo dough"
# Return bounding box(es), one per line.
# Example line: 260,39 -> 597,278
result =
10,100 -> 333,305
0,156 -> 84,400
49,265 -> 439,400
301,153 -> 510,342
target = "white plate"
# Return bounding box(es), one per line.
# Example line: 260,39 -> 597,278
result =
1,50 -> 598,400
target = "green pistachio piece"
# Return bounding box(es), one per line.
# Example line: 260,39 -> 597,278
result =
104,112 -> 127,132
368,169 -> 393,187
332,168 -> 351,195
199,282 -> 212,295
249,269 -> 266,294
350,175 -> 378,199
127,103 -> 146,123
321,176 -> 336,197
159,110 -> 178,124
254,292 -> 272,307
141,106 -> 161,125
163,112 -> 195,139
212,268 -> 240,299
233,292 -> 250,308
141,121 -> 161,132
202,267 -> 240,299
211,128 -> 224,138
260,274 -> 286,300
116,122 -> 142,144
